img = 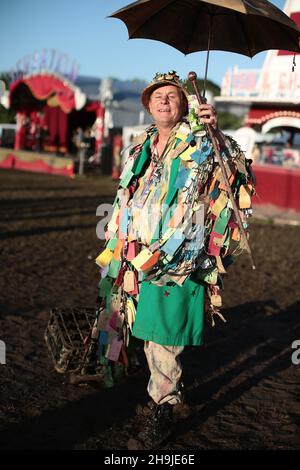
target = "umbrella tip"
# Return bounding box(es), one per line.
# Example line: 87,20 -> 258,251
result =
188,71 -> 197,82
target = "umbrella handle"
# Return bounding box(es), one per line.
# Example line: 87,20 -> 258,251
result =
188,71 -> 256,271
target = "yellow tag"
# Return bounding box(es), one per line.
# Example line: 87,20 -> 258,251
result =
126,298 -> 136,331
160,227 -> 176,245
216,256 -> 227,274
176,132 -> 189,141
95,248 -> 113,268
211,192 -> 228,217
204,268 -> 218,285
232,227 -> 240,241
131,248 -> 153,271
179,146 -> 195,161
239,185 -> 252,209
211,294 -> 222,307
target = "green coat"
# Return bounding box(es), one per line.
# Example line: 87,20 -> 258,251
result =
96,121 -> 251,354
130,138 -> 205,346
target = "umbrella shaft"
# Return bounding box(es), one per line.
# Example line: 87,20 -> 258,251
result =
188,72 -> 255,270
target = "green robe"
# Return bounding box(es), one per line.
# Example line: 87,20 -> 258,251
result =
132,277 -> 204,346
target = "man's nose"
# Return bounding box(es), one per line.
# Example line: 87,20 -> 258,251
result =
160,95 -> 169,103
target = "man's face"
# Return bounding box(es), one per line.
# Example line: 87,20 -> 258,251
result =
148,85 -> 184,128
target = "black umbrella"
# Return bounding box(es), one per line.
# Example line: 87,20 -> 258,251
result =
110,0 -> 300,93
108,0 -> 300,269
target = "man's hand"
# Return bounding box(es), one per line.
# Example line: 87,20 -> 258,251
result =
196,104 -> 218,130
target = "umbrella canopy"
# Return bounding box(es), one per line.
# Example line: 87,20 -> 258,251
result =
109,0 -> 300,57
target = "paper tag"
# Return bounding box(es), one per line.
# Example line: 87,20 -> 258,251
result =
95,248 -> 113,268
113,239 -> 123,260
169,203 -> 187,228
119,207 -> 129,235
106,237 -> 118,251
114,266 -> 125,287
123,270 -> 136,292
131,248 -> 153,271
107,206 -> 120,234
126,241 -> 137,261
108,258 -> 121,279
128,271 -> 139,295
175,167 -> 189,189
99,330 -> 108,345
161,229 -> 185,256
232,227 -> 240,241
140,251 -> 161,272
211,294 -> 222,307
216,256 -> 227,274
207,231 -> 223,256
218,173 -> 235,191
203,268 -> 218,285
120,169 -> 134,188
239,185 -> 252,209
211,192 -> 228,217
106,337 -> 123,362
126,298 -> 136,331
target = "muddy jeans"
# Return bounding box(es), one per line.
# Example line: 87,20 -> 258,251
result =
144,341 -> 184,405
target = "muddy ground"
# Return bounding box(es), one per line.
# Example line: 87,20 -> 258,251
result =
0,168 -> 299,450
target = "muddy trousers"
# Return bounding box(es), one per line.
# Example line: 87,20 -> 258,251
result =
144,341 -> 184,405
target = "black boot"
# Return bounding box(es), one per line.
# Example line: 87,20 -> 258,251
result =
128,402 -> 173,450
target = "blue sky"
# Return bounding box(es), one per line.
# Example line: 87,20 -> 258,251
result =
0,0 -> 285,85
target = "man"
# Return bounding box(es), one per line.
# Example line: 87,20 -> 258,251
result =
94,71 -> 254,449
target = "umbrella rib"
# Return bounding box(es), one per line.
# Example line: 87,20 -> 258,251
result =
235,11 -> 253,58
